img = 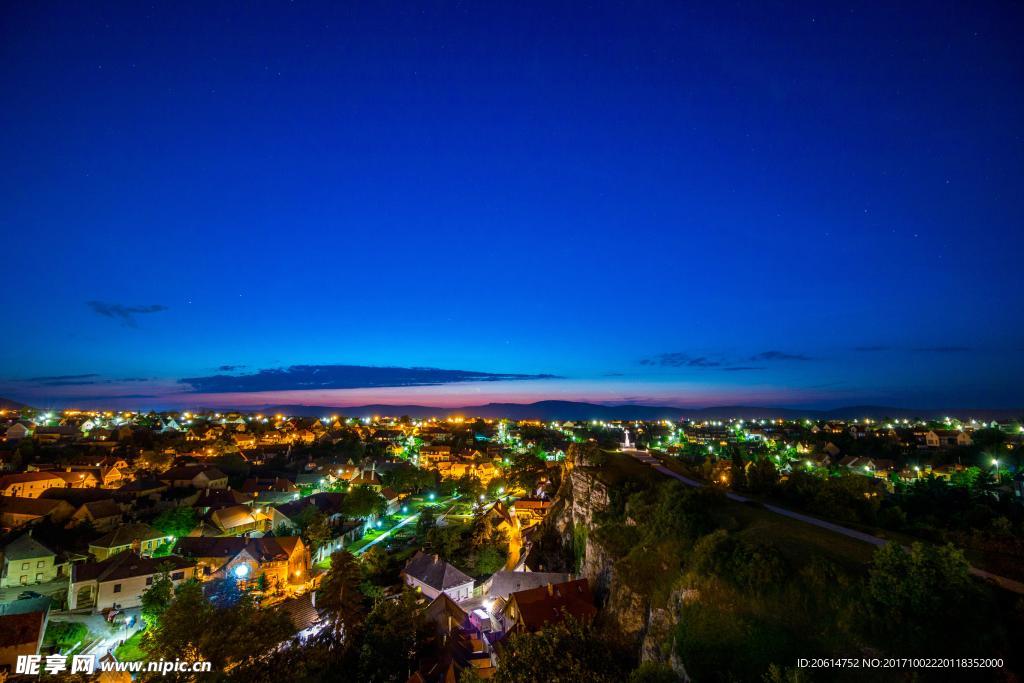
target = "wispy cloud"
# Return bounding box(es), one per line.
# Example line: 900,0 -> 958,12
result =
11,374 -> 152,387
641,349 -> 812,369
87,301 -> 168,327
217,365 -> 246,372
640,353 -> 722,368
749,350 -> 812,362
27,373 -> 99,382
179,364 -> 559,394
853,345 -> 891,352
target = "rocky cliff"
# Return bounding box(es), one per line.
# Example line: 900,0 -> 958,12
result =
549,462 -> 690,679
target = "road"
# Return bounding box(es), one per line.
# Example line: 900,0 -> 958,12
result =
354,496 -> 459,556
626,450 -> 1024,595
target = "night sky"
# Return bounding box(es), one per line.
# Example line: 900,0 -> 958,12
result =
1,1 -> 1022,411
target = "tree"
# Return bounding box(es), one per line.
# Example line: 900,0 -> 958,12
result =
316,551 -> 367,654
145,580 -> 214,664
356,592 -> 420,682
361,545 -> 389,580
493,617 -> 627,683
146,580 -> 294,675
382,463 -> 436,494
152,507 -> 198,538
628,662 -> 680,683
746,458 -> 779,493
140,570 -> 174,629
417,506 -> 437,536
862,542 -> 985,654
303,510 -> 333,554
137,449 -> 173,471
342,486 -> 387,519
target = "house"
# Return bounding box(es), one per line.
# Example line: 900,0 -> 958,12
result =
926,430 -> 972,448
88,523 -> 173,561
0,497 -> 75,529
68,499 -> 123,532
379,487 -> 408,515
420,445 -> 452,468
501,578 -> 596,633
4,422 -> 33,440
210,505 -> 262,536
0,597 -> 51,671
222,537 -> 310,592
276,492 -> 346,525
34,426 -> 80,443
401,551 -> 474,602
240,477 -> 298,495
50,470 -> 100,489
68,552 -> 195,612
193,488 -> 255,514
0,472 -> 66,498
160,466 -> 229,489
348,467 -> 382,490
0,534 -> 61,588
173,537 -> 248,578
483,501 -> 520,538
278,592 -> 321,641
482,571 -> 574,602
232,433 -> 257,449
117,478 -> 169,499
422,591 -> 470,637
511,498 -> 553,527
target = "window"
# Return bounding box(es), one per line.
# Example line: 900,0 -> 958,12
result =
20,575 -> 28,585
171,571 -> 184,580
35,573 -> 43,582
37,560 -> 45,568
113,584 -> 122,593
21,562 -> 30,570
146,577 -> 153,586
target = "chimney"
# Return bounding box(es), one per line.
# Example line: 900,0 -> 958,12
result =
546,583 -> 553,596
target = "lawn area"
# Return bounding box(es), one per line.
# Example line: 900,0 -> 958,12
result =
727,500 -> 876,571
629,453 -> 876,572
114,630 -> 147,662
596,451 -> 664,488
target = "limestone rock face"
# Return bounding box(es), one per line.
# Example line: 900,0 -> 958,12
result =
549,462 -> 692,681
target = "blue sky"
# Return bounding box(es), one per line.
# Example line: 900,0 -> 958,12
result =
0,1 -> 1021,410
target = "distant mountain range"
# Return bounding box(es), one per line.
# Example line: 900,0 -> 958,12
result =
257,400 -> 1023,421
0,397 -> 28,411
1,396 -> 1018,421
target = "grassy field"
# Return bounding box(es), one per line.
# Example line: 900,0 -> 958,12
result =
624,453 -> 877,572
727,500 -> 876,570
114,630 -> 147,662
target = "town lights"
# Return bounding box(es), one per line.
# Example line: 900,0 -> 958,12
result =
234,564 -> 250,579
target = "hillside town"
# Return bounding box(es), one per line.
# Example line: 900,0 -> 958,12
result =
0,406 -> 1022,680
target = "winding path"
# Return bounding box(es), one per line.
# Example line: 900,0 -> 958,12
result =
626,450 -> 1024,595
